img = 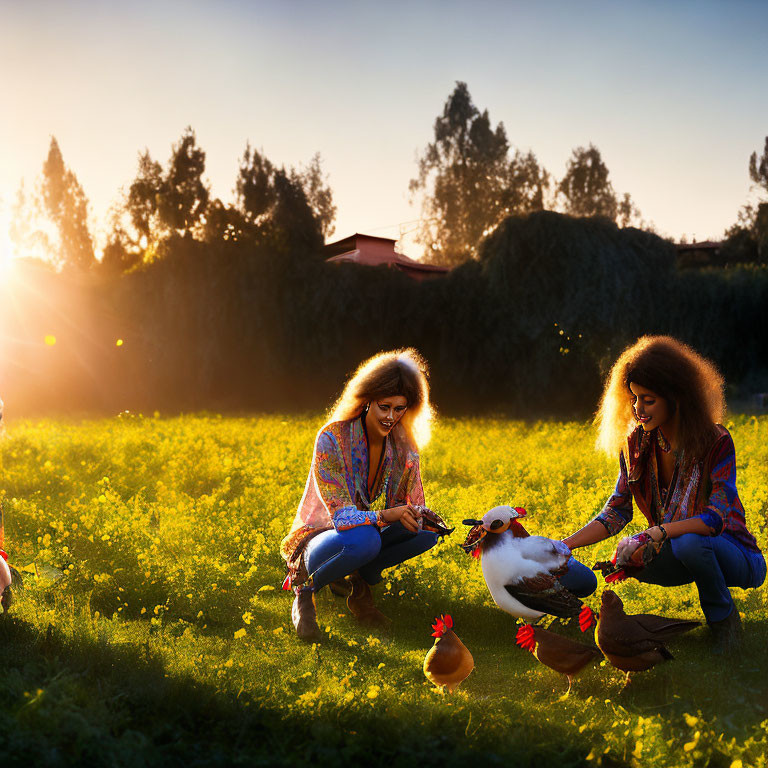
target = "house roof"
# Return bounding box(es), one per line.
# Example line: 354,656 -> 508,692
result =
676,240 -> 722,252
324,233 -> 449,274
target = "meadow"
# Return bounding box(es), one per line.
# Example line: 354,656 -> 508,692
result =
1,413 -> 767,767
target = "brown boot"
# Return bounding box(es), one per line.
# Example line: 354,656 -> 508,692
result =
346,571 -> 390,628
291,587 -> 321,641
329,577 -> 352,598
709,607 -> 743,654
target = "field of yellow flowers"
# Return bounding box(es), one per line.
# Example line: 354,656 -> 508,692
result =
1,413 -> 767,767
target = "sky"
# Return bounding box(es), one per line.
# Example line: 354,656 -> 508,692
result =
1,0 -> 767,260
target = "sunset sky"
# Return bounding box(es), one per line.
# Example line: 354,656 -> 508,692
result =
1,0 -> 767,259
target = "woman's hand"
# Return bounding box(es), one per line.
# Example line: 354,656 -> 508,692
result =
614,534 -> 643,565
381,504 -> 422,532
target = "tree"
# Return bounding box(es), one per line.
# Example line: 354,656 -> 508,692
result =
273,168 -> 323,252
411,82 -> 550,266
503,150 -> 551,217
8,181 -> 52,262
411,82 -> 510,265
297,153 -> 336,238
617,192 -> 642,228
234,144 -> 326,251
749,136 -> 768,195
39,137 -> 95,270
557,144 -> 618,220
126,150 -> 164,244
235,144 -> 275,225
156,126 -> 209,236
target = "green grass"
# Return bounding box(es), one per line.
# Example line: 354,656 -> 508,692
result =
1,414 -> 767,767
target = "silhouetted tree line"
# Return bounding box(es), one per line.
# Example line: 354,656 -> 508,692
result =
4,210 -> 767,418
4,99 -> 768,417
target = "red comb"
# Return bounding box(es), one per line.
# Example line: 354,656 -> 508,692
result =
281,574 -> 292,590
431,614 -> 453,637
605,570 -> 628,584
515,624 -> 536,652
514,507 -> 527,517
471,547 -> 481,559
578,604 -> 596,632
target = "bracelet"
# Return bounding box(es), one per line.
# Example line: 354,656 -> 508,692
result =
656,524 -> 668,543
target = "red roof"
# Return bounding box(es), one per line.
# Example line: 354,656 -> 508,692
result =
324,233 -> 449,279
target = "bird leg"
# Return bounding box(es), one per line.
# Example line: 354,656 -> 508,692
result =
557,676 -> 573,702
620,671 -> 633,692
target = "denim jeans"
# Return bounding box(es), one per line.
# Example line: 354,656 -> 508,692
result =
304,521 -> 439,591
636,533 -> 767,623
559,556 -> 599,598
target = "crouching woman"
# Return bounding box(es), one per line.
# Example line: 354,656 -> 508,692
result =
281,349 -> 450,641
563,336 -> 766,651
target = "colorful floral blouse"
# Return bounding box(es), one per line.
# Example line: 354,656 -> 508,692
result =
593,425 -> 760,553
280,415 -> 425,564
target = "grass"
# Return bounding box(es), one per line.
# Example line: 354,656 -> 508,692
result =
1,413 -> 767,767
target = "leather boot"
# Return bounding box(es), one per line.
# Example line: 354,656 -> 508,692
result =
346,571 -> 390,628
709,607 -> 743,654
329,577 -> 352,598
291,587 -> 321,641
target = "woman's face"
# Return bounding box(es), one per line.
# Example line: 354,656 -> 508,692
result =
366,395 -> 408,440
629,382 -> 671,432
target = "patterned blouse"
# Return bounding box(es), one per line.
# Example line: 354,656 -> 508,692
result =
593,424 -> 761,553
280,415 -> 425,564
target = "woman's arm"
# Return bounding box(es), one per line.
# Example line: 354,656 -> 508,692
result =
562,519 -> 613,550
563,453 -> 633,549
643,517 -> 712,542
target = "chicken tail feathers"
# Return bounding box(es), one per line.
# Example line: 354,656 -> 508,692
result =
515,624 -> 536,653
578,604 -> 597,632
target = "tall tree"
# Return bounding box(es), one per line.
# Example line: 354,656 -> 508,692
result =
297,153 -> 336,239
8,181 -> 52,262
503,150 -> 551,217
157,126 -> 209,236
235,144 -> 275,225
557,144 -> 618,220
411,82 -> 549,266
39,137 -> 95,270
126,150 -> 164,244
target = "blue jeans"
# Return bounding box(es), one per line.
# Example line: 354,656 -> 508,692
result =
559,556 -> 599,598
304,521 -> 439,591
636,533 -> 767,623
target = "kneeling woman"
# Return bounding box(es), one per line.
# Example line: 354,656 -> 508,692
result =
281,349 -> 448,641
563,336 -> 765,651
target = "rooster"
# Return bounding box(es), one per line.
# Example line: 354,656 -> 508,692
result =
423,614 -> 474,692
462,506 -> 584,620
516,622 -> 602,696
586,590 -> 700,687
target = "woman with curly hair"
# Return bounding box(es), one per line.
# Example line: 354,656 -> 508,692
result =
563,336 -> 765,651
281,349 -> 450,641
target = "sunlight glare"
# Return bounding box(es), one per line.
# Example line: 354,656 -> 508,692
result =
0,211 -> 15,279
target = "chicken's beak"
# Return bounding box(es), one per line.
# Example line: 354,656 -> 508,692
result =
461,520 -> 487,553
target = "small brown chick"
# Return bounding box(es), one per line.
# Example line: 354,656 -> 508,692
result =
516,623 -> 602,696
595,590 -> 700,687
423,614 -> 474,692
